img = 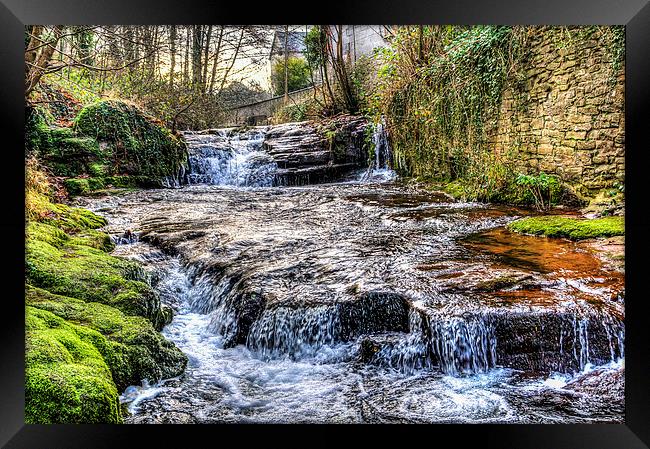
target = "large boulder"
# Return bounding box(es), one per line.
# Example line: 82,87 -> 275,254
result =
75,100 -> 188,185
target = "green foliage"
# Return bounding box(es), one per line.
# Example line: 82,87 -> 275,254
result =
605,25 -> 625,76
379,26 -> 527,187
507,216 -> 624,240
304,26 -> 328,70
363,123 -> 376,166
272,102 -> 309,123
374,25 -> 624,205
271,57 -> 312,97
515,172 -> 561,211
74,100 -> 188,180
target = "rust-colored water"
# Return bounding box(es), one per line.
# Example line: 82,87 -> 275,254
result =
461,228 -> 624,313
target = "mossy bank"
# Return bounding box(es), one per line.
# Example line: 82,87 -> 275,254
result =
507,216 -> 624,240
26,99 -> 189,194
25,173 -> 187,423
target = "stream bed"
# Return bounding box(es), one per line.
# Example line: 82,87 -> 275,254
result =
77,125 -> 624,423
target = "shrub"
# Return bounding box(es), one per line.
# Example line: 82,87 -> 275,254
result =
515,172 -> 561,211
270,57 -> 312,97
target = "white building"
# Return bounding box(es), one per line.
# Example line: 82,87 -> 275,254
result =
328,25 -> 391,63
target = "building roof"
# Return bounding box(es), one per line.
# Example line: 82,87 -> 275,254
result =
269,30 -> 307,59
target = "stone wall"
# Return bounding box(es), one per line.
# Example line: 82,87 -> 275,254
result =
492,27 -> 625,194
221,85 -> 318,126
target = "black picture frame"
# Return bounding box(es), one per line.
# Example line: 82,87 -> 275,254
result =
2,0 -> 649,447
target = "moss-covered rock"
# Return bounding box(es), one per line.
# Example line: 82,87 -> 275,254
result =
27,286 -> 186,391
25,306 -> 121,424
27,101 -> 188,195
25,164 -> 185,423
25,197 -> 187,423
25,106 -> 56,156
507,216 -> 625,240
25,221 -> 168,329
40,201 -> 107,232
26,106 -> 107,178
63,177 -> 106,195
104,175 -> 163,189
75,100 -> 188,181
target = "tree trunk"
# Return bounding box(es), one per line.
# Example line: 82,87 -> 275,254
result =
24,25 -> 44,81
25,25 -> 63,96
183,26 -> 190,84
191,25 -> 203,89
284,25 -> 289,102
169,25 -> 176,88
320,27 -> 336,108
208,26 -> 224,93
217,28 -> 244,94
124,26 -> 135,72
202,25 -> 212,93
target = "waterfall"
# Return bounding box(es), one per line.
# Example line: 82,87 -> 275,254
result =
360,119 -> 397,182
184,128 -> 277,187
429,315 -> 497,375
246,305 -> 346,361
363,310 -> 433,375
364,311 -> 496,376
568,314 -> 624,372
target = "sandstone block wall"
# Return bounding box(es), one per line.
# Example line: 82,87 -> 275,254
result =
492,27 -> 624,194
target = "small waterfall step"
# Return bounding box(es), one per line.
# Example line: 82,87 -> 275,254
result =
183,115 -> 371,187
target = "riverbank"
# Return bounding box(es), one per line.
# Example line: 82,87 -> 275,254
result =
25,161 -> 187,423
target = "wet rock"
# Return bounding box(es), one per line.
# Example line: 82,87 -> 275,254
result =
184,115 -> 370,187
339,292 -> 411,338
493,310 -> 624,373
264,115 -> 369,186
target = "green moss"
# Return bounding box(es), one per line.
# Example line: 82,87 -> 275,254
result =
507,216 -> 625,240
41,202 -> 107,232
63,177 -> 106,195
69,229 -> 116,252
26,106 -> 107,178
27,286 -> 186,391
25,306 -> 121,424
25,191 -> 186,423
25,106 -> 55,155
104,175 -> 162,189
75,100 -> 188,180
443,180 -> 468,200
25,221 -> 167,328
89,163 -> 110,177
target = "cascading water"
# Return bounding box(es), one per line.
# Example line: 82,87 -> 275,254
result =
360,119 -> 397,182
246,305 -> 348,362
79,121 -> 625,423
429,315 -> 497,375
185,128 -> 277,187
